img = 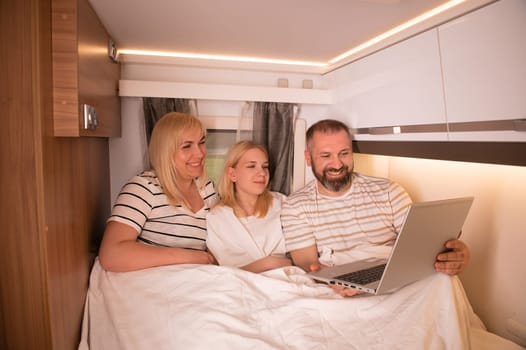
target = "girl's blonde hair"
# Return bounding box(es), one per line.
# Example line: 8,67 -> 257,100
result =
148,112 -> 208,208
218,141 -> 273,218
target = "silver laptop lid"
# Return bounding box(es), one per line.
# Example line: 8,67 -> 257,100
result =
375,196 -> 474,294
308,196 -> 474,295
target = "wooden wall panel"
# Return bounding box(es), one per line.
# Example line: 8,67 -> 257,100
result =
78,0 -> 121,137
52,0 -> 121,137
43,137 -> 110,349
52,0 -> 80,136
1,0 -> 54,348
53,87 -> 80,136
1,0 -> 112,348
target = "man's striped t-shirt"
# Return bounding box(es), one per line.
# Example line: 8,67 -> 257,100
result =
281,173 -> 412,263
109,171 -> 219,250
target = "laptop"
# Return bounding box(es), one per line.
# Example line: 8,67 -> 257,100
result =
308,196 -> 474,295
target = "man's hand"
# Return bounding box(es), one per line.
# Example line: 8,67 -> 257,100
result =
310,263 -> 361,297
289,245 -> 319,272
435,239 -> 470,275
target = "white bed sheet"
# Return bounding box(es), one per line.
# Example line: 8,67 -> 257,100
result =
79,260 -> 523,350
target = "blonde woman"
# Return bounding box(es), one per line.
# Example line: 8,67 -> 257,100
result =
99,112 -> 219,272
206,141 -> 291,273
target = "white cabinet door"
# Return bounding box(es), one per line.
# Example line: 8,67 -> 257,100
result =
439,0 -> 526,142
329,29 -> 447,141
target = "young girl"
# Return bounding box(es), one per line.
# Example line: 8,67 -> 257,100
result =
206,141 -> 291,273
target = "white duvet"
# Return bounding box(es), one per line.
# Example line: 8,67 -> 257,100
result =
79,260 -> 522,350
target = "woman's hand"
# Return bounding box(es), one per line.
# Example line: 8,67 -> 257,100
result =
241,256 -> 292,273
184,249 -> 217,265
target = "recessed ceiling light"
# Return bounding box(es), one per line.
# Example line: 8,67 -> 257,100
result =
329,0 -> 466,64
118,49 -> 327,67
119,0 -> 467,69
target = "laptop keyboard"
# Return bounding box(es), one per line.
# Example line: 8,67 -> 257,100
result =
337,264 -> 387,285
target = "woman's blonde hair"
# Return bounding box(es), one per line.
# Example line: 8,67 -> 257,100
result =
148,112 -> 208,208
218,140 -> 273,218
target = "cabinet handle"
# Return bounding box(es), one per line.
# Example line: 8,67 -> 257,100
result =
513,119 -> 526,132
82,104 -> 98,130
448,119 -> 526,132
353,119 -> 526,135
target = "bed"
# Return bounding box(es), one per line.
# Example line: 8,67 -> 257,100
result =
79,260 -> 523,350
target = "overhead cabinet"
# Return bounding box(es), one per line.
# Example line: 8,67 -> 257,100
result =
52,0 -> 121,137
331,0 -> 526,142
438,0 -> 526,142
329,29 -> 448,141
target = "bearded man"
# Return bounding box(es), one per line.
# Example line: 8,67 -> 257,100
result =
280,119 -> 470,296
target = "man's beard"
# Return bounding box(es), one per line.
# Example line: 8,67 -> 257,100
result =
312,163 -> 353,193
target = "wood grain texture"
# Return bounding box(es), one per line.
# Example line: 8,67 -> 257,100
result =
78,0 -> 121,137
52,0 -> 121,137
53,87 -> 80,136
1,0 -> 53,348
52,0 -> 80,136
1,0 -> 112,348
42,137 -> 110,349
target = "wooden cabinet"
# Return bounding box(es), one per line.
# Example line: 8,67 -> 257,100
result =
329,29 -> 448,141
52,0 -> 121,137
1,0 -> 113,348
438,0 -> 526,142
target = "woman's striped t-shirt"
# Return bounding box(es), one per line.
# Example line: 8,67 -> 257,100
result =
281,173 -> 412,263
108,171 -> 219,250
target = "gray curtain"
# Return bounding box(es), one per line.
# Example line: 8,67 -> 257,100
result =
142,97 -> 196,143
252,102 -> 297,195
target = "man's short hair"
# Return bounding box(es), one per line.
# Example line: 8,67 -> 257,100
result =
306,119 -> 352,150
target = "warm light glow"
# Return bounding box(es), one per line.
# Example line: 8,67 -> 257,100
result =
118,0 -> 467,69
329,0 -> 466,64
118,49 -> 328,67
